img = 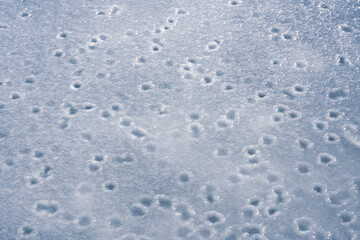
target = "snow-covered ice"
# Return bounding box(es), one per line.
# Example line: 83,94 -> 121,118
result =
0,0 -> 360,239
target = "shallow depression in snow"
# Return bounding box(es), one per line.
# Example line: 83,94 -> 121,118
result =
0,0 -> 360,239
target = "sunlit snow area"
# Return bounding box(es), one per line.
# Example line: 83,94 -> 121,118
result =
1,0 -> 360,239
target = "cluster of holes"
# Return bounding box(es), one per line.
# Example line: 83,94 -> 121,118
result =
327,88 -> 347,100
62,103 -> 78,116
40,165 -> 52,178
273,188 -> 285,203
328,190 -> 350,205
202,185 -> 219,204
112,153 -> 135,164
35,201 -> 58,215
86,34 -> 107,50
26,165 -> 52,188
270,27 -> 281,41
152,9 -> 183,34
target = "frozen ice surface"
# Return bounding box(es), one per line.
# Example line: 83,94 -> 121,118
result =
0,0 -> 360,239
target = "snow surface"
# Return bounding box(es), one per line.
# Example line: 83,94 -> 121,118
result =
0,0 -> 360,239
